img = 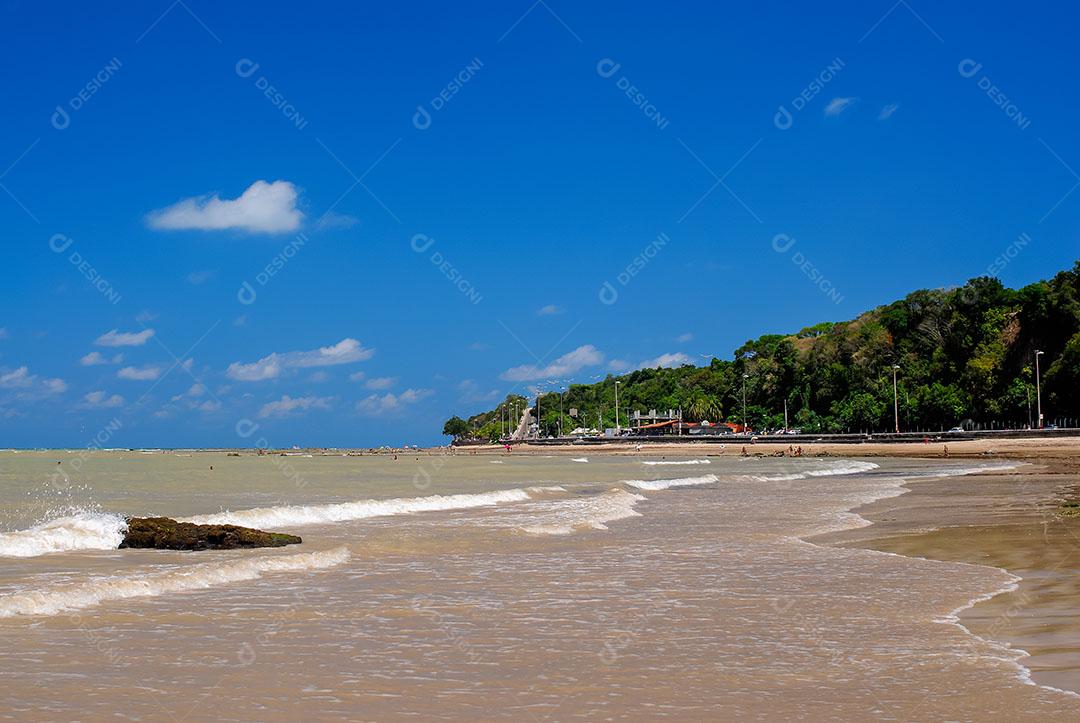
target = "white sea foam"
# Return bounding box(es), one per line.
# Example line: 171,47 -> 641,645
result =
182,488 -> 542,529
0,546 -> 350,618
624,474 -> 720,491
518,489 -> 646,535
741,460 -> 880,482
0,513 -> 127,558
570,457 -> 589,463
641,459 -> 711,466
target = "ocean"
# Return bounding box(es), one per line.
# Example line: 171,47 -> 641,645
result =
0,450 -> 1075,719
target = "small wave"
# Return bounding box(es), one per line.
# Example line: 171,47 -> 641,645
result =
624,474 -> 720,491
571,457 -> 589,463
0,513 -> 127,558
742,460 -> 880,482
0,547 -> 349,618
182,488 -> 544,529
641,459 -> 711,466
519,489 -> 646,535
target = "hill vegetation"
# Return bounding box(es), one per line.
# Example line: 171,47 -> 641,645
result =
444,263 -> 1080,441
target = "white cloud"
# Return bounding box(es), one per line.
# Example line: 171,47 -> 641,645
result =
314,211 -> 360,230
609,352 -> 693,374
83,391 -> 125,408
537,304 -> 564,316
233,315 -> 248,327
824,97 -> 855,116
676,332 -> 693,343
187,269 -> 216,285
227,338 -> 374,382
356,388 -> 433,416
468,342 -> 490,351
348,371 -> 366,382
879,103 -> 900,120
0,327 -> 8,340
95,329 -> 155,347
308,371 -> 331,383
135,310 -> 157,323
364,376 -> 397,390
639,352 -> 693,369
118,365 -> 162,381
80,351 -> 124,366
0,366 -> 67,394
458,379 -> 498,404
197,400 -> 221,412
259,394 -> 333,419
1,367 -> 32,388
500,345 -> 603,382
147,180 -> 303,234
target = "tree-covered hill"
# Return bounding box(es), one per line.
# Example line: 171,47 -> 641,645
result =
445,263 -> 1080,440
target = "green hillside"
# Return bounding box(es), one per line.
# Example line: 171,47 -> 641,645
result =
445,263 -> 1080,440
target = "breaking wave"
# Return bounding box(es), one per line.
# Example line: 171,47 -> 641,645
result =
182,488 -> 545,529
0,512 -> 127,558
0,546 -> 350,618
641,459 -> 711,466
739,460 -> 880,482
624,474 -> 720,491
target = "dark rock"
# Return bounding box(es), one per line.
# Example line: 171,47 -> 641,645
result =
119,517 -> 302,551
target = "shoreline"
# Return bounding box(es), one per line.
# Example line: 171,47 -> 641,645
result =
813,448 -> 1080,696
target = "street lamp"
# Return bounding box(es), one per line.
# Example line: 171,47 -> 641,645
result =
614,381 -> 621,434
1035,350 -> 1045,429
892,364 -> 901,434
742,373 -> 749,433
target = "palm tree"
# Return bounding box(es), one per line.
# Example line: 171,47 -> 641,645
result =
686,391 -> 722,421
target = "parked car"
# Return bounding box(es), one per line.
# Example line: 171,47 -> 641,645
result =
947,426 -> 964,433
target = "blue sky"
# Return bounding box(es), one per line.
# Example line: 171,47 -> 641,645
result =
1,1 -> 1077,447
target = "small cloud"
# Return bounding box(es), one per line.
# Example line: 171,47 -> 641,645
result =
537,304 -> 564,316
824,97 -> 855,117
0,327 -> 8,340
117,365 -> 162,381
610,352 -> 693,374
0,367 -> 33,388
364,376 -> 397,390
197,400 -> 221,413
95,329 -> 155,347
82,391 -> 125,409
501,345 -> 603,382
308,371 -> 331,383
878,103 -> 900,120
80,351 -> 124,366
233,315 -> 247,327
348,371 -> 365,382
259,394 -> 333,419
356,388 -> 433,416
458,379 -> 498,404
467,342 -> 490,352
676,332 -> 693,343
146,180 -> 303,234
135,310 -> 157,323
314,211 -> 360,230
186,269 -> 216,285
227,338 -> 374,382
0,366 -> 66,394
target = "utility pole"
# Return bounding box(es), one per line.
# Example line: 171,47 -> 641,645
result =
742,374 -> 749,433
783,399 -> 789,431
892,364 -> 901,434
1035,350 -> 1045,429
615,381 -> 621,434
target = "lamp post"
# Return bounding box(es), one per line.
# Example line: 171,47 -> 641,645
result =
738,376 -> 747,432
1035,350 -> 1045,429
892,364 -> 901,434
614,381 -> 621,434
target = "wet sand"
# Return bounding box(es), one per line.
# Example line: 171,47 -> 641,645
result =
479,437 -> 1080,695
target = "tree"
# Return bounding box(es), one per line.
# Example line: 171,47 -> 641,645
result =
442,416 -> 470,439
